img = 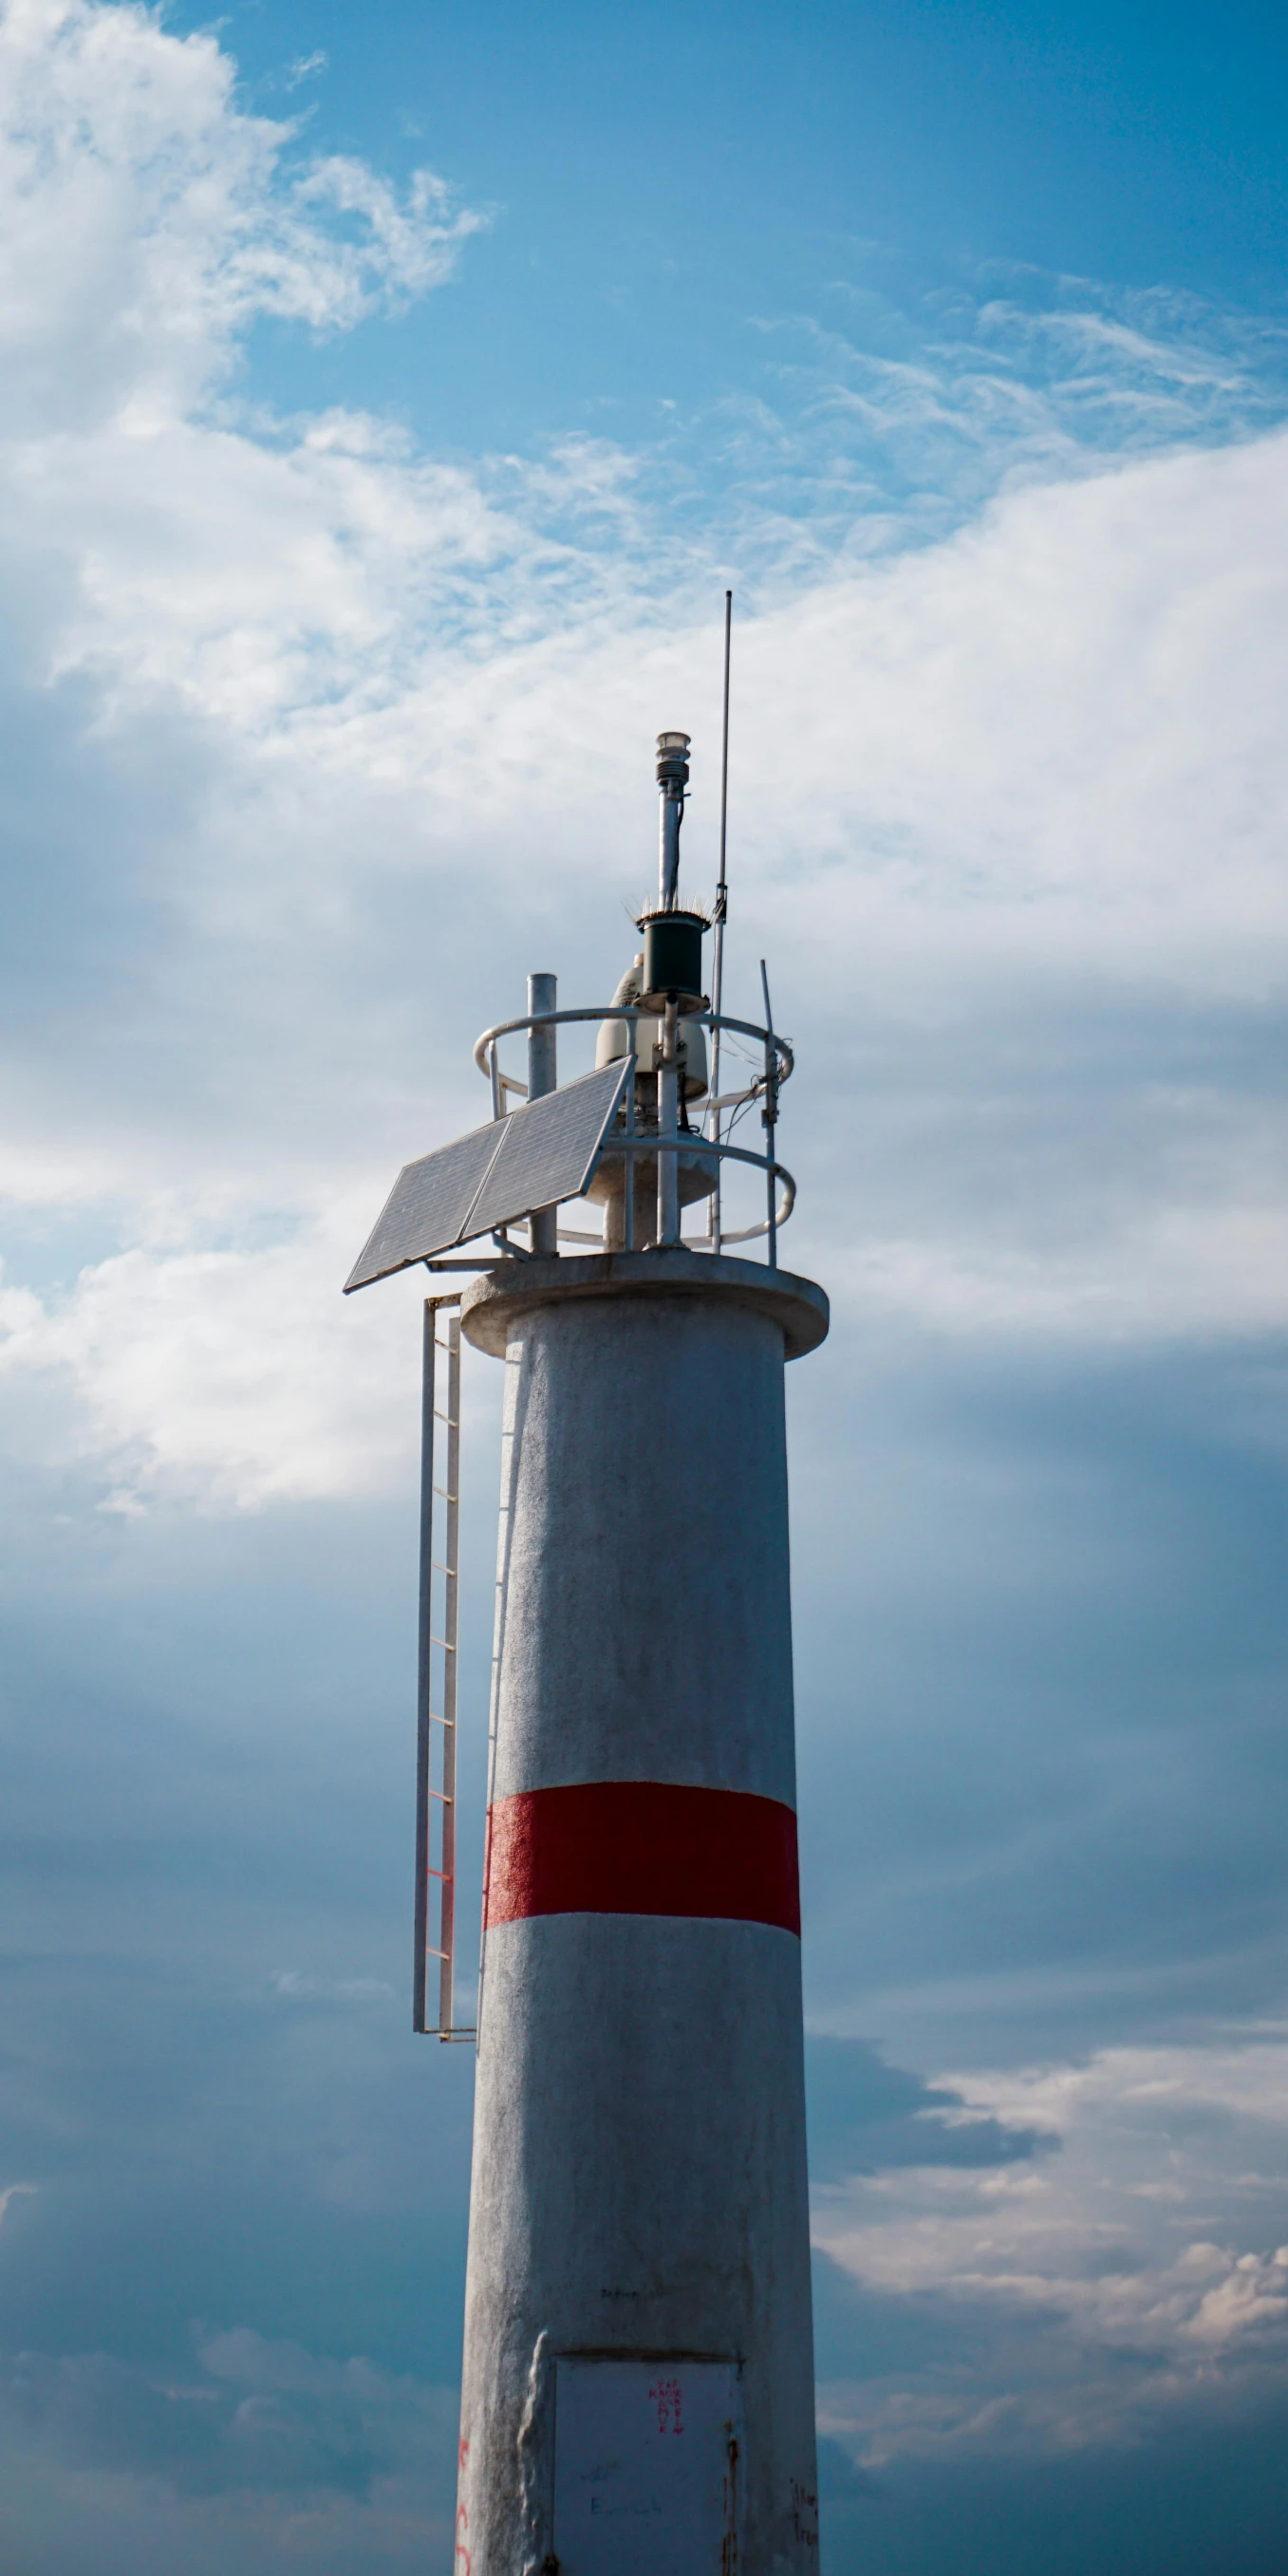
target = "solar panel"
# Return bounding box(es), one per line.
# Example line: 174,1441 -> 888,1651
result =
345,1059 -> 628,1293
466,1067 -> 625,1240
345,1123 -> 500,1295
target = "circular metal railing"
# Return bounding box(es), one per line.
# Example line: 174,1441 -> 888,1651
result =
472,1004 -> 795,1261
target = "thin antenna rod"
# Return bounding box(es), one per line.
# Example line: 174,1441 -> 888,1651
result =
718,588 -> 732,913
709,589 -> 732,1252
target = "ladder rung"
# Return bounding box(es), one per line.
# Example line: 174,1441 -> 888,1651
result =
428,1633 -> 456,1652
432,1485 -> 457,1503
430,1559 -> 457,1577
425,1786 -> 455,1804
425,1867 -> 455,1885
434,1409 -> 458,1428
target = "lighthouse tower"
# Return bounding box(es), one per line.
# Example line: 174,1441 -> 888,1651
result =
345,725 -> 827,2576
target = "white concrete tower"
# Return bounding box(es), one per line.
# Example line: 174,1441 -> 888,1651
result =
345,719 -> 828,2576
457,1246 -> 826,2576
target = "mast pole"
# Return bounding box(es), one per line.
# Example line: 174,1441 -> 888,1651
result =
709,589 -> 732,1252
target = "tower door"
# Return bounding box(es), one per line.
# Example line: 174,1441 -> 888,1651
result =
552,2357 -> 743,2576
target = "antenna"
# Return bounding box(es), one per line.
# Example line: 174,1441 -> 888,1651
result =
709,590 -> 732,1252
718,588 -> 732,918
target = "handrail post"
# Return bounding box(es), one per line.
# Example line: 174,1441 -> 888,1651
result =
527,974 -> 558,1255
760,963 -> 778,1269
659,999 -> 680,1246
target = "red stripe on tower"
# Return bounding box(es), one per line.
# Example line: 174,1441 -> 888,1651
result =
483,1780 -> 801,1936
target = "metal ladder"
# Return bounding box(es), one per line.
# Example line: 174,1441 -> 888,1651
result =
414,1295 -> 476,2040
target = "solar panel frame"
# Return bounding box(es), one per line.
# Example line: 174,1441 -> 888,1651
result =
463,1066 -> 626,1241
345,1059 -> 628,1293
345,1123 -> 501,1295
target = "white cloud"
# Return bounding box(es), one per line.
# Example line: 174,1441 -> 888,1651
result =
0,1215 -> 427,1510
0,0 -> 483,437
2,7 -> 1285,2551
0,0 -> 1286,1510
267,1970 -> 395,2003
831,1189 -> 1288,1342
814,2032 -> 1288,2464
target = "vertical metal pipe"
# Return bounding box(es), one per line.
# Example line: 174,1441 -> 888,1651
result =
760,958 -> 778,1270
439,1316 -> 462,2037
659,998 -> 680,1246
659,794 -> 681,906
709,591 -> 732,1255
623,1015 -> 637,1253
655,733 -> 690,907
527,973 -> 558,1255
413,1301 -> 436,2034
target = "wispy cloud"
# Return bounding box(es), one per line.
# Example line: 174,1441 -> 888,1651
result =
283,50 -> 327,93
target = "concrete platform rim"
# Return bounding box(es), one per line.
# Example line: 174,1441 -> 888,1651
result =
459,1249 -> 829,1361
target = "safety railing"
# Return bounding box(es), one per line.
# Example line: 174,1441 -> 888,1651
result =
472,1004 -> 795,1265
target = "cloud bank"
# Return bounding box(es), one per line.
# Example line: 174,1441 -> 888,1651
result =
0,0 -> 1284,1506
1,7 -> 1287,2571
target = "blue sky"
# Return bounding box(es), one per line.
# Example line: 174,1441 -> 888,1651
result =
0,0 -> 1287,2567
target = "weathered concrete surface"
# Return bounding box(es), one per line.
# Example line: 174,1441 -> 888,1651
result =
456,1256 -> 827,2576
460,1249 -> 828,1367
